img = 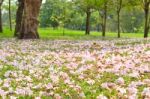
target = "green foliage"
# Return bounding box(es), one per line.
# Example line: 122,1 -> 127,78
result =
1,0 -> 149,36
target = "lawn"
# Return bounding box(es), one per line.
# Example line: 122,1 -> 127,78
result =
0,27 -> 144,40
0,28 -> 150,98
0,38 -> 150,98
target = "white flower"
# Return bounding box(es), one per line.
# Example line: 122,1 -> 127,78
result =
116,87 -> 126,95
35,97 -> 41,99
97,94 -> 108,99
87,79 -> 95,85
4,71 -> 12,78
142,88 -> 150,98
54,94 -> 61,99
10,96 -> 17,99
143,79 -> 150,85
0,78 -> 2,84
46,83 -> 53,90
128,72 -> 140,78
79,92 -> 86,98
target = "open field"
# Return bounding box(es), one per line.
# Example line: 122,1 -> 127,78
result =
0,38 -> 150,98
0,28 -> 144,40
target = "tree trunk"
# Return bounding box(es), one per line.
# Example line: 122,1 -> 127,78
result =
85,8 -> 91,35
101,2 -> 107,37
0,6 -> 2,33
117,12 -> 121,38
102,10 -> 107,37
9,0 -> 12,31
0,0 -> 3,33
117,0 -> 122,38
17,0 -> 42,39
14,0 -> 24,37
144,1 -> 150,38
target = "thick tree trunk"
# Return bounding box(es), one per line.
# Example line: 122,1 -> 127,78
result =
0,7 -> 2,33
17,0 -> 42,39
144,1 -> 150,38
85,8 -> 91,35
14,0 -> 24,37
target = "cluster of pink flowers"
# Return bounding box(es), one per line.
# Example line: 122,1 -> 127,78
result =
0,38 -> 149,98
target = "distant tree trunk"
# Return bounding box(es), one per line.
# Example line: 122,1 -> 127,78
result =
14,0 -> 24,37
85,8 -> 91,35
0,0 -> 3,33
99,1 -> 107,37
116,0 -> 122,38
117,11 -> 121,38
17,0 -> 42,39
9,0 -> 12,31
144,0 -> 150,38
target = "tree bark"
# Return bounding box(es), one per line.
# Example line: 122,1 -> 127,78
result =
85,8 -> 91,35
103,6 -> 107,37
17,0 -> 42,39
14,0 -> 24,37
100,1 -> 107,37
0,0 -> 3,33
9,0 -> 12,31
117,0 -> 122,38
0,6 -> 2,33
144,1 -> 150,38
117,12 -> 121,38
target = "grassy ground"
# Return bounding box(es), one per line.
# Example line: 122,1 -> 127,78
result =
0,27 -> 144,40
0,39 -> 150,98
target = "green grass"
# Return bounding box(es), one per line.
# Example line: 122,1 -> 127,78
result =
0,27 -> 144,40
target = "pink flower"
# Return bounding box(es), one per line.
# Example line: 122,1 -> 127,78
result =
46,83 -> 53,90
116,77 -> 124,85
101,82 -> 116,90
0,89 -> 6,96
127,87 -> 138,96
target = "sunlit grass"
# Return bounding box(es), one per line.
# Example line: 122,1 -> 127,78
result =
0,27 -> 144,40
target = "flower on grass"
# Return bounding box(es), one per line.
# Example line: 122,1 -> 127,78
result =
142,88 -> 150,98
10,96 -> 17,99
116,77 -> 124,85
127,87 -> 138,96
101,82 -> 116,90
0,89 -> 6,96
54,94 -> 61,99
116,87 -> 126,95
79,92 -> 86,98
97,94 -> 108,99
45,83 -> 53,90
15,88 -> 33,96
87,79 -> 95,85
128,72 -> 140,78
